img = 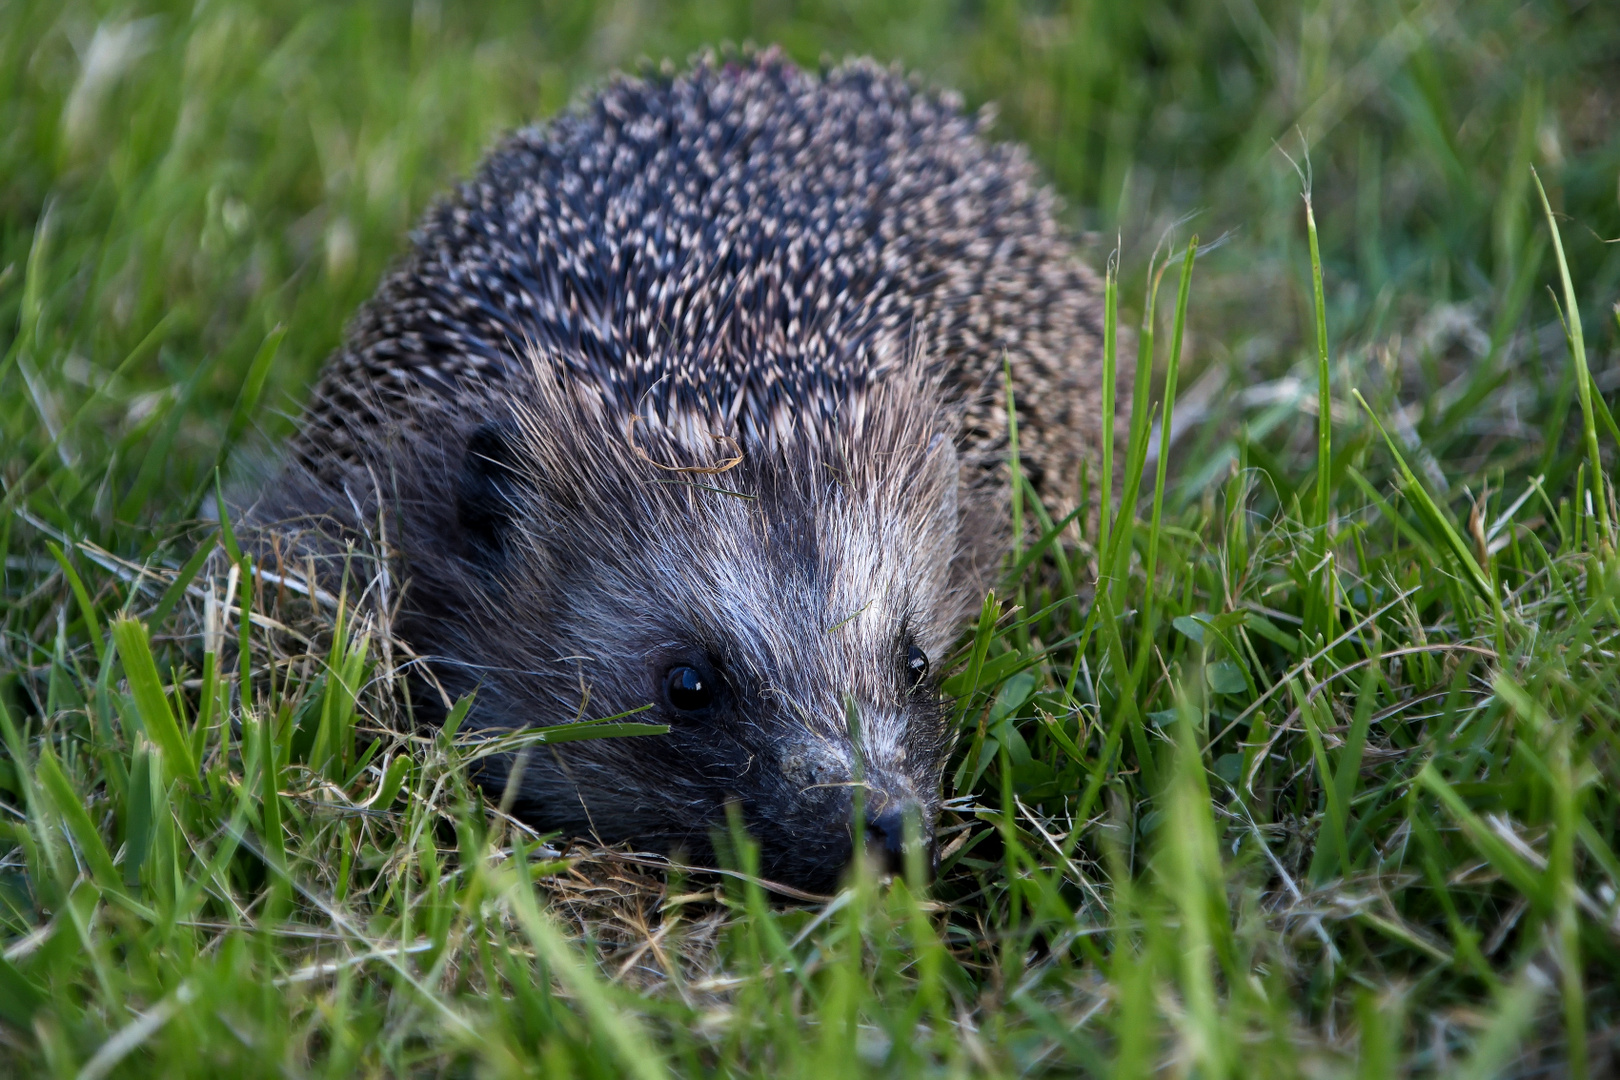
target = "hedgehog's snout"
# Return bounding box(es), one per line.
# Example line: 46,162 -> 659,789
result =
850,749 -> 937,880
773,727 -> 938,885
858,796 -> 934,880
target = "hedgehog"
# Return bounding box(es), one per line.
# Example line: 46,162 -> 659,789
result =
248,49 -> 1113,893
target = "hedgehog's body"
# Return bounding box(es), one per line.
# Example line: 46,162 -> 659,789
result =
256,52 -> 1110,892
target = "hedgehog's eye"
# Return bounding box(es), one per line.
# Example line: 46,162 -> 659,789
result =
905,645 -> 929,690
663,664 -> 716,714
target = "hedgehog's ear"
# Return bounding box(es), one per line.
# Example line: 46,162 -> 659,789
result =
456,420 -> 527,564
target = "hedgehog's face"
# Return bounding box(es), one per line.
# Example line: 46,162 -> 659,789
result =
419,386 -> 983,894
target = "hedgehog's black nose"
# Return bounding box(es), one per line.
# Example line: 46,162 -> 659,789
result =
860,801 -> 932,879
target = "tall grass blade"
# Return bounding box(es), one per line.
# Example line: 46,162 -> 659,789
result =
45,541 -> 106,667
33,742 -> 122,895
1416,762 -> 1548,909
1160,691 -> 1230,1077
1306,194 -> 1333,528
1137,236 -> 1197,685
1099,251 -> 1119,558
1532,167 -> 1611,546
215,325 -> 285,473
1353,391 -> 1493,599
501,861 -> 669,1080
110,617 -> 197,783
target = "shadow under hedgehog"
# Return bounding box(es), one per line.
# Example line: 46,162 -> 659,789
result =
246,48 -> 1117,894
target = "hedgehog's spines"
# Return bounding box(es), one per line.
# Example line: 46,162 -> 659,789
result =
288,47 -> 1109,507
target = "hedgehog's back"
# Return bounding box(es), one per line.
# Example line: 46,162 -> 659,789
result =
288,48 -> 1109,508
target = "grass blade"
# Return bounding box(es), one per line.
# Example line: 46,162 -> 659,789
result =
1532,167 -> 1611,546
1099,251 -> 1119,558
1353,390 -> 1493,600
45,541 -> 106,668
215,325 -> 286,474
110,616 -> 197,784
1143,236 -> 1197,603
1416,762 -> 1548,909
500,860 -> 669,1080
1306,193 -> 1332,528
33,742 -> 122,894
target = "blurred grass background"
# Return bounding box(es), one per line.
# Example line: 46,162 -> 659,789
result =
3,1 -> 1620,1076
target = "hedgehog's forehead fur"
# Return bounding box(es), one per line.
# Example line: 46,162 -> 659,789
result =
498,341 -> 971,717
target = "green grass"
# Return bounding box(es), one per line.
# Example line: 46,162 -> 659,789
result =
4,0 -> 1620,1075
